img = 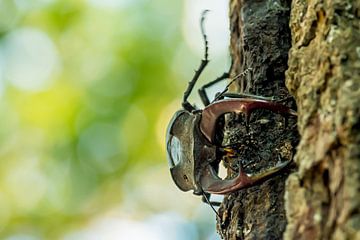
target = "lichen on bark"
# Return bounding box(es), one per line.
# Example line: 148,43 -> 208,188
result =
285,0 -> 360,239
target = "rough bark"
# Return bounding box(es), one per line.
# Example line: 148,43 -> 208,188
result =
216,0 -> 360,239
284,1 -> 360,239
216,0 -> 296,239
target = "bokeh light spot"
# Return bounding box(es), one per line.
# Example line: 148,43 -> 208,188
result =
87,0 -> 135,9
2,28 -> 60,91
4,157 -> 47,212
14,0 -> 54,11
63,213 -> 198,240
78,122 -> 126,173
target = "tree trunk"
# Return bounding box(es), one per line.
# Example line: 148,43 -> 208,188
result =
284,1 -> 360,239
217,0 -> 295,239
216,0 -> 360,239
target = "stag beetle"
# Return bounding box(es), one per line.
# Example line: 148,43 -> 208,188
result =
166,11 -> 296,205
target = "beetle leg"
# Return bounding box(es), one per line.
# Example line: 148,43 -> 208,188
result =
200,159 -> 291,195
198,72 -> 230,106
201,192 -> 221,206
212,68 -> 253,101
220,147 -> 236,156
220,93 -> 297,105
221,92 -> 275,101
201,191 -> 222,219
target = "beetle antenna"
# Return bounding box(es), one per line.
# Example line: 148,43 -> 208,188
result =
182,10 -> 210,112
200,10 -> 209,61
213,67 -> 253,102
202,190 -> 221,219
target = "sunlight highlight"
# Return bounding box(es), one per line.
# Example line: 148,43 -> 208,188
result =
2,28 -> 59,91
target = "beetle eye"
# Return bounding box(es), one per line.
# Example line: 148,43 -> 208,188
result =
167,136 -> 182,168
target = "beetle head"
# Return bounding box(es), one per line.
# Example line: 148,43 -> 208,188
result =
166,110 -> 198,192
166,110 -> 216,194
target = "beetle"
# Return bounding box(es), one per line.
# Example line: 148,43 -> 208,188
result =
166,11 -> 296,205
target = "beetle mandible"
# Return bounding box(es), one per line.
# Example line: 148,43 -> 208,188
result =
165,10 -> 297,205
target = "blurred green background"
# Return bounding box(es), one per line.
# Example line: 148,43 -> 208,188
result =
0,0 -> 229,239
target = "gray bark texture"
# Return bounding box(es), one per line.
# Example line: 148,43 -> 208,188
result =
216,0 -> 360,239
217,0 -> 296,239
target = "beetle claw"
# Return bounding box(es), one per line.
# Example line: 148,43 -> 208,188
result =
200,160 -> 291,195
200,98 -> 297,143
